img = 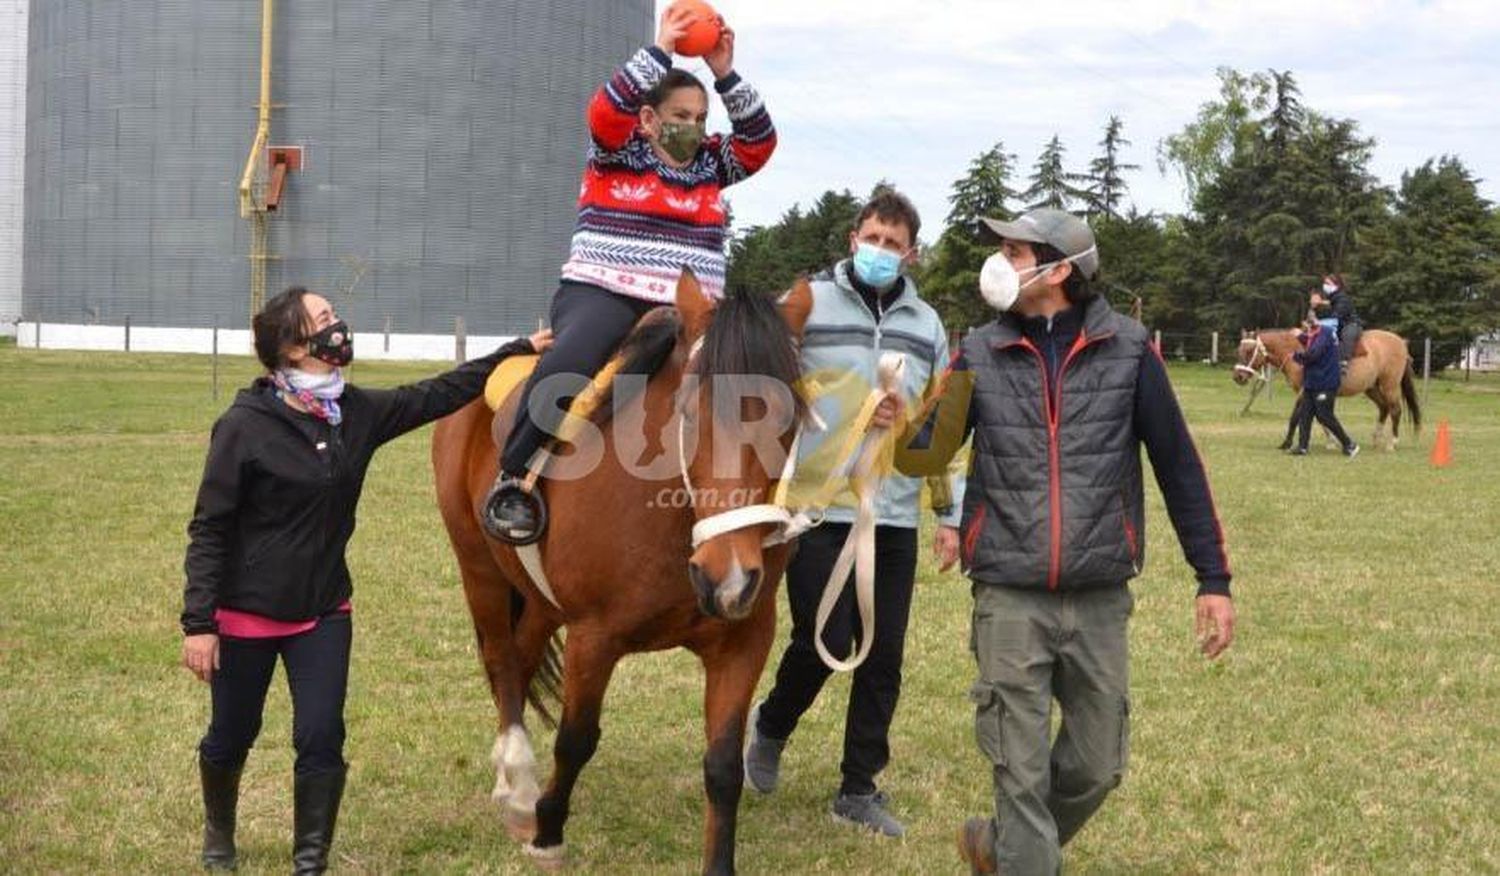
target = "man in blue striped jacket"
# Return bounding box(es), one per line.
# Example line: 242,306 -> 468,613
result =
743,190 -> 964,838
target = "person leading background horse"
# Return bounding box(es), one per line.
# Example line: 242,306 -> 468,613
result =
1289,316 -> 1358,457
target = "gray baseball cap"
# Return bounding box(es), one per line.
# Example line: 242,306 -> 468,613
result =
977,208 -> 1100,279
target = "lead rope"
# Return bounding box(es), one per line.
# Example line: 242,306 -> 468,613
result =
810,352 -> 905,673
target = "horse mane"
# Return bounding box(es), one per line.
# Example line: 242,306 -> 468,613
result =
692,287 -> 808,422
587,287 -> 807,427
588,307 -> 683,426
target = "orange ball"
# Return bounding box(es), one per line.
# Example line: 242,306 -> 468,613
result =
669,0 -> 722,57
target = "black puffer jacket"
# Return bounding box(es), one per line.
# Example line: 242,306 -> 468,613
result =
180,339 -> 531,633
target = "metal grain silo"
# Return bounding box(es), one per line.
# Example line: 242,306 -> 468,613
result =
23,0 -> 652,333
0,0 -> 24,332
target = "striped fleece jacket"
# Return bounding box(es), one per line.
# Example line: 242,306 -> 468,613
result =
560,46 -> 777,303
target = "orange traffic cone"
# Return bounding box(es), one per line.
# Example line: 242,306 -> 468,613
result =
1430,419 -> 1452,468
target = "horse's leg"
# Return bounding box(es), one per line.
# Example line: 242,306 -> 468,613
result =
1383,373 -> 1404,451
527,631 -> 621,868
454,558 -> 530,803
435,411 -> 537,819
697,613 -> 777,876
1390,395 -> 1403,450
498,606 -> 563,841
1366,388 -> 1388,451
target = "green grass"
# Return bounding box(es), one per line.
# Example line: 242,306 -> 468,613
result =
2,345 -> 1497,874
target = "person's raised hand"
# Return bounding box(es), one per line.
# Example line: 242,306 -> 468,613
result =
655,4 -> 694,55
705,21 -> 735,79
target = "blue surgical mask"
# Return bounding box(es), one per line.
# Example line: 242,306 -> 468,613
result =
852,242 -> 903,290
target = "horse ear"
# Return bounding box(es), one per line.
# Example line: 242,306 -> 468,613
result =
675,268 -> 713,341
779,277 -> 813,339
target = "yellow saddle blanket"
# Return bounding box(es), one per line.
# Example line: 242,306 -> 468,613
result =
483,353 -> 624,436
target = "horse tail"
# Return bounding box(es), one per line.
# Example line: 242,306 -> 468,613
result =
511,588 -> 565,728
1401,359 -> 1422,434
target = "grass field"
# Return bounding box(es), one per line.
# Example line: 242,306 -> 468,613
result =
2,339 -> 1497,874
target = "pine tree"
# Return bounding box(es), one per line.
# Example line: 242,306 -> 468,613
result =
1085,116 -> 1140,218
1021,135 -> 1091,212
917,142 -> 1023,330
946,143 -> 1021,228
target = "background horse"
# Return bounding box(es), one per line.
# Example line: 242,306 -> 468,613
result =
432,272 -> 812,875
1233,328 -> 1421,450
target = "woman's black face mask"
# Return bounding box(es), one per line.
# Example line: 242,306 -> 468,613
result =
307,320 -> 353,366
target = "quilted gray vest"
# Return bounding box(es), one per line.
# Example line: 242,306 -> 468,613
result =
959,297 -> 1150,591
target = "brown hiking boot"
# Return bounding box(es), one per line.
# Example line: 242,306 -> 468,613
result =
958,817 -> 998,874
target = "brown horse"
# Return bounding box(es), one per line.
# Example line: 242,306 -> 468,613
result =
432,271 -> 813,875
1232,328 -> 1422,449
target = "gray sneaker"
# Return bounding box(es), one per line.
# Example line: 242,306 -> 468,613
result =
831,790 -> 906,838
743,702 -> 786,794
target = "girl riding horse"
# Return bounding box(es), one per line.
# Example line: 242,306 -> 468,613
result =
483,5 -> 777,544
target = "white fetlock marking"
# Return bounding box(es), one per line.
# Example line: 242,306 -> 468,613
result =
501,725 -> 540,814
523,842 -> 566,862
490,734 -> 511,802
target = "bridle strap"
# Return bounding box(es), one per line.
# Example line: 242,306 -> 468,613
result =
1234,336 -> 1270,377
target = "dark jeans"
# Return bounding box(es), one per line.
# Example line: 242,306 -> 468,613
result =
758,523 -> 918,796
199,613 -> 351,776
500,281 -> 660,475
1296,390 -> 1354,451
1339,323 -> 1362,362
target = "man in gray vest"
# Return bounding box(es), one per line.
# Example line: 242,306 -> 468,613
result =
895,208 -> 1235,874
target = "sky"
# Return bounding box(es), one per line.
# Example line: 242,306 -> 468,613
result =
657,0 -> 1500,241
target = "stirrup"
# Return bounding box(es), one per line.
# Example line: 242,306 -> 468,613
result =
480,476 -> 548,546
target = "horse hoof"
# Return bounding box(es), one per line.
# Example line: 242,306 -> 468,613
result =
523,841 -> 566,870
505,805 -> 538,843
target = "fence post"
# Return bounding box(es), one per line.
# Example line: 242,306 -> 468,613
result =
34,320 -> 41,349
124,315 -> 132,352
454,316 -> 466,364
212,320 -> 220,401
1422,337 -> 1431,410
1210,331 -> 1219,365
383,315 -> 391,354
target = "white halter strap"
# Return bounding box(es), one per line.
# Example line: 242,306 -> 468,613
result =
677,336 -> 805,549
1234,336 -> 1270,377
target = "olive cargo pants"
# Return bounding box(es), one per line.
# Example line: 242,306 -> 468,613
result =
968,584 -> 1133,875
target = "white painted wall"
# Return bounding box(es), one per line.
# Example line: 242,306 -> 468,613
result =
14,321 -> 518,363
0,0 -> 26,335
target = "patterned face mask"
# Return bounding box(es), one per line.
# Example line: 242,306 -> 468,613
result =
658,121 -> 706,163
307,320 -> 353,366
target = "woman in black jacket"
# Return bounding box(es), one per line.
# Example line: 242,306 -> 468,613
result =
180,286 -> 550,872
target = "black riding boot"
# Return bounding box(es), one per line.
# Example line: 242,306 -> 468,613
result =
292,765 -> 346,875
200,755 -> 243,870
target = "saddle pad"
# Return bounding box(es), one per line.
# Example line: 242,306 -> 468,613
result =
482,353 -> 627,435
484,354 -> 540,411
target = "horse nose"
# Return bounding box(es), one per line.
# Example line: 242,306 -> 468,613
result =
688,562 -> 719,618
687,561 -> 763,621
720,567 -> 762,620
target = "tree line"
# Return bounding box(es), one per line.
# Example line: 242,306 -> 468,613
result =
726,69 -> 1500,369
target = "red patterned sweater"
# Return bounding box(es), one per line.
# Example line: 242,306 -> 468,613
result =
560,46 -> 777,303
